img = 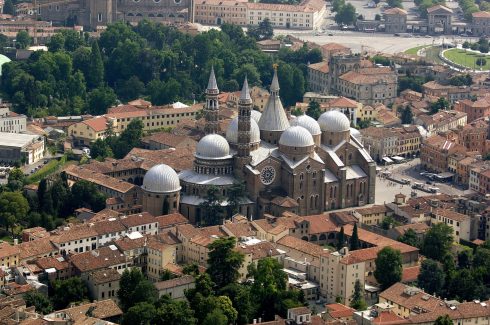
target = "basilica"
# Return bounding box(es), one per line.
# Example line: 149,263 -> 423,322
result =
141,67 -> 377,223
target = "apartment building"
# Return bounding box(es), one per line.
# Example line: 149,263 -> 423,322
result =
0,242 -> 19,268
68,116 -> 112,147
236,240 -> 282,281
422,81 -> 474,103
308,61 -> 329,94
431,208 -> 474,242
454,119 -> 489,154
361,127 -> 421,162
415,110 -> 467,136
351,205 -> 392,226
146,236 -> 177,282
380,283 -> 490,324
69,246 -> 133,277
455,98 -> 490,123
320,247 -> 366,304
420,135 -> 467,173
471,11 -> 490,36
0,105 -> 26,133
86,268 -> 121,302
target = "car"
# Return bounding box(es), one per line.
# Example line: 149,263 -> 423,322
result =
328,33 -> 334,36
394,33 -> 400,37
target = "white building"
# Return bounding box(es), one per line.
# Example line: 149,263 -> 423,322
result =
0,105 -> 27,133
0,132 -> 44,164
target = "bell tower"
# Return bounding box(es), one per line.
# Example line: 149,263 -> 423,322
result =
235,77 -> 253,178
204,66 -> 219,134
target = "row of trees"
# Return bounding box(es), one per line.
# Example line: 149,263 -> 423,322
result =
1,21 -> 320,118
415,0 -> 446,18
198,183 -> 247,226
332,0 -> 357,26
463,38 -> 489,53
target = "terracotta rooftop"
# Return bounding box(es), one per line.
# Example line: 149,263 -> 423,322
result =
276,235 -> 328,257
384,7 -> 407,15
372,311 -> 408,325
329,96 -> 359,108
141,132 -> 197,149
326,303 -> 356,319
0,242 -> 19,259
401,265 -> 420,283
52,299 -> 122,322
155,213 -> 189,229
17,237 -> 57,261
432,208 -> 469,222
80,116 -> 109,132
427,4 -> 453,13
321,42 -> 349,51
154,275 -> 195,290
50,224 -> 99,245
472,11 -> 490,18
237,241 -> 282,260
70,246 -> 128,273
119,212 -> 156,228
64,164 -> 136,193
222,222 -> 258,237
124,147 -> 195,172
34,256 -> 69,271
308,61 -> 329,73
88,268 -> 121,284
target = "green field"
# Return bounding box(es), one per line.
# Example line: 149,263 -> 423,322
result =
443,48 -> 490,70
404,45 -> 429,55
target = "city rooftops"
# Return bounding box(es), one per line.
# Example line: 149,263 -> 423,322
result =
0,132 -> 42,148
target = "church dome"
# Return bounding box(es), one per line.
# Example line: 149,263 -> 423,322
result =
350,127 -> 362,140
318,110 -> 350,132
225,117 -> 260,144
279,126 -> 314,147
290,115 -> 321,136
251,110 -> 262,124
196,134 -> 231,159
142,164 -> 181,193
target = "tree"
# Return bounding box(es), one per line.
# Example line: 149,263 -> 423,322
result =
434,315 -> 454,325
202,309 -> 228,325
388,0 -> 403,8
332,0 -> 346,12
153,296 -> 197,325
51,277 -> 88,309
421,223 -> 453,261
247,18 -> 274,41
417,259 -> 445,296
70,180 -> 107,212
306,101 -> 322,120
447,269 -> 478,301
183,263 -> 200,276
375,14 -> 382,20
227,182 -> 247,217
24,291 -> 53,315
476,57 -> 487,66
3,0 -> 14,15
0,191 -> 29,234
480,43 -> 489,54
160,269 -> 177,281
118,268 -> 157,312
87,41 -> 104,89
110,119 -> 144,158
87,86 -> 117,115
397,228 -> 419,248
90,139 -> 113,160
429,97 -> 450,115
457,249 -> 473,269
334,3 -> 357,26
350,223 -> 360,251
207,237 -> 245,288
350,279 -> 367,310
463,41 -> 470,49
219,283 -> 254,325
401,106 -> 413,124
337,226 -> 345,250
16,31 -> 31,49
115,76 -> 145,102
374,247 -> 402,290
122,302 -> 156,325
199,186 -> 224,226
7,168 -> 25,191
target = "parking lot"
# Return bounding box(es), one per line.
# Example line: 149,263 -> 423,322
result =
375,159 -> 466,205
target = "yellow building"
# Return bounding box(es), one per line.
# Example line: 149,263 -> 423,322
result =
351,205 -> 391,226
146,237 -> 178,282
357,105 -> 378,122
68,116 -> 113,147
194,0 -> 248,26
0,242 -> 20,268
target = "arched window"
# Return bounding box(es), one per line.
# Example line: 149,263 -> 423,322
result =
310,235 -> 318,241
301,236 -> 309,241
319,234 -> 327,241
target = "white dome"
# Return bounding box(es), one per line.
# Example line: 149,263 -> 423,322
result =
196,134 -> 230,159
290,115 -> 321,135
279,126 -> 314,147
251,110 -> 262,124
225,117 -> 260,144
318,110 -> 350,132
350,127 -> 361,140
142,164 -> 181,193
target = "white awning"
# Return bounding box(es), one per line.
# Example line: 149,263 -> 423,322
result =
382,157 -> 394,163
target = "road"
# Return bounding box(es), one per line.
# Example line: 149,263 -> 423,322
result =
375,159 -> 466,205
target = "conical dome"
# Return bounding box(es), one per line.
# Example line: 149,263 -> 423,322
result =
258,68 -> 289,132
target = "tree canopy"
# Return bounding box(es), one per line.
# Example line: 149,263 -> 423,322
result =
374,247 -> 402,290
207,237 -> 245,288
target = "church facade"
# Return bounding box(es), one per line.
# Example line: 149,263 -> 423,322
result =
141,67 -> 377,224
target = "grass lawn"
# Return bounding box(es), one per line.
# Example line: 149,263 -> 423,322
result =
443,48 -> 490,70
404,45 -> 429,55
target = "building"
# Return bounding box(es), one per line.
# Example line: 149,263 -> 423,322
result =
471,11 -> 490,36
454,98 -> 490,123
0,132 -> 45,164
37,0 -> 192,30
68,116 -> 112,147
0,105 -> 26,133
427,5 -> 453,34
0,242 -> 19,268
155,275 -> 195,300
246,0 -> 326,30
422,81 -> 473,103
320,43 -> 351,60
193,0 -> 248,26
308,61 -> 329,94
86,268 -> 121,302
454,119 -> 489,154
361,126 -> 421,162
384,8 -> 407,34
420,135 -> 467,173
431,208 -> 474,242
414,110 -> 467,136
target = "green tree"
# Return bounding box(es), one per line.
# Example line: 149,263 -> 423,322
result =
434,315 -> 453,325
388,0 -> 403,8
199,186 -> 224,226
247,18 -> 274,41
48,33 -> 65,52
90,139 -> 113,160
207,237 -> 244,288
337,226 -> 345,250
70,180 -> 107,212
421,223 -> 453,261
375,13 -> 382,20
160,269 -> 177,281
183,263 -> 200,276
476,57 -> 487,66
0,191 -> 29,234
16,31 -> 31,49
374,247 -> 402,290
202,309 -> 228,325
429,97 -> 450,114
115,76 -> 145,102
332,0 -> 346,12
306,101 -> 321,120
447,268 -> 478,301
51,277 -> 88,309
219,283 -> 253,325
110,118 -> 144,158
7,168 -> 25,191
3,0 -> 14,15
121,302 -> 156,325
153,296 -> 197,325
417,259 -> 445,296
350,279 -> 367,310
227,182 -> 247,217
24,291 -> 53,315
87,41 -> 104,89
350,223 -> 360,251
334,3 -> 357,26
397,228 -> 419,247
87,86 -> 117,115
118,268 -> 157,312
277,63 -> 304,107
401,106 -> 413,124
457,249 -> 473,269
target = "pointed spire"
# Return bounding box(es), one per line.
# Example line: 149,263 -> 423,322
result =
207,66 -> 218,90
270,64 -> 280,93
239,76 -> 251,102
